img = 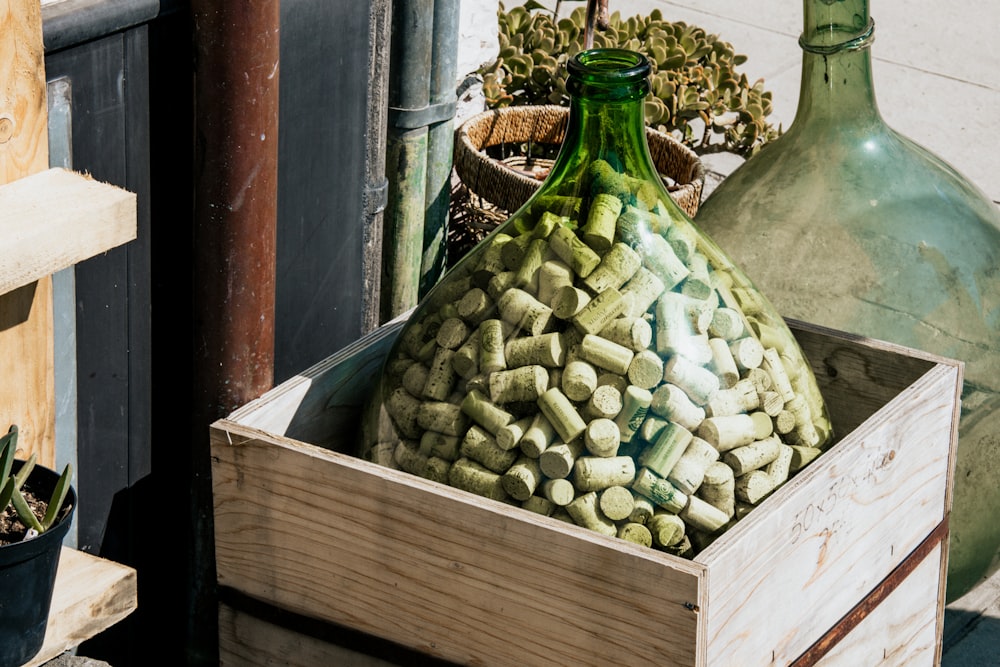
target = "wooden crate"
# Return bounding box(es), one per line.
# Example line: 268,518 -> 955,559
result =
210,319 -> 961,667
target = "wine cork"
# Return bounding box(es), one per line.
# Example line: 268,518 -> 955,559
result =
551,285 -> 592,320
572,287 -> 627,336
759,390 -> 784,417
489,365 -> 549,404
496,415 -> 534,451
505,332 -> 566,368
723,435 -> 782,476
580,192 -> 622,254
639,421 -> 693,478
750,316 -> 787,354
531,209 -> 565,239
617,522 -> 653,547
539,439 -> 586,479
487,271 -> 516,301
599,485 -> 636,521
473,233 -> 512,284
418,430 -> 461,461
705,379 -> 760,417
514,237 -> 548,293
614,385 -> 652,443
729,336 -> 764,371
401,362 -> 429,398
502,455 -> 544,501
643,233 -> 690,289
549,224 -> 601,278
632,467 -> 688,513
452,335 -> 480,379
573,455 -> 637,492
584,418 -> 621,457
423,347 -> 457,401
698,461 -> 735,517
436,317 -> 470,350
461,389 -> 514,435
423,457 -> 451,485
649,383 -> 705,432
521,495 -> 555,516
629,492 -> 656,524
647,511 -> 686,547
385,387 -> 423,438
561,359 -> 599,402
583,242 -> 642,293
668,436 -> 720,495
744,366 -> 772,394
761,347 -> 795,402
394,441 -> 428,476
708,307 -> 745,341
478,319 -> 508,375
680,252 -> 713,301
790,445 -> 823,472
786,394 -> 821,447
457,287 -> 494,326
600,317 -> 653,352
538,387 -> 588,444
680,494 -> 730,534
664,535 -> 695,558
666,222 -> 698,263
698,414 -> 757,452
520,412 -> 557,458
708,337 -> 740,389
499,232 -> 532,271
566,491 -> 618,536
449,457 -> 510,503
537,259 -> 574,305
773,409 -> 797,435
498,288 -> 553,336
596,371 -> 628,394
735,469 -> 777,505
750,411 -> 774,440
582,384 -> 624,422
417,400 -> 468,437
580,334 -> 634,376
542,478 -> 576,506
627,349 -> 664,390
460,425 -> 519,474
621,267 -> 666,318
663,355 -> 720,406
767,443 -> 794,486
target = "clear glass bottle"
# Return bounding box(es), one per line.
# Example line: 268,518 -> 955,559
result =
695,0 -> 1000,600
361,49 -> 832,556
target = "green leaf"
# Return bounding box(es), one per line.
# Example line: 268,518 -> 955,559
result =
14,453 -> 36,490
0,477 -> 14,512
41,463 -> 73,531
0,426 -> 15,482
12,486 -> 44,534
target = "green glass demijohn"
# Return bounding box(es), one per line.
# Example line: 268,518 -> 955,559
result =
694,0 -> 1000,600
361,48 -> 833,556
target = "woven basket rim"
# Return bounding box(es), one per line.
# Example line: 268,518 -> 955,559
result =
453,105 -> 705,218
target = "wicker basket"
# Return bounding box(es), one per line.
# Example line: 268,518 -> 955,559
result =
449,105 -> 705,262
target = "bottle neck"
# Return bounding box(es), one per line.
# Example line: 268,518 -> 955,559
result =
548,49 -> 660,188
793,0 -> 882,126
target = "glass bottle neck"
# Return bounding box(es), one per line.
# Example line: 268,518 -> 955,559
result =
793,0 -> 882,126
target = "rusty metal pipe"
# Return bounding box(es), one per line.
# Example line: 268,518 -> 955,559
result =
189,1 -> 280,663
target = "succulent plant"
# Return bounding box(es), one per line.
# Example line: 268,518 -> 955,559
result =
478,1 -> 781,157
0,425 -> 73,539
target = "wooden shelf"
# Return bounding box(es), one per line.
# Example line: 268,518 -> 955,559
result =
24,548 -> 138,666
0,167 -> 136,295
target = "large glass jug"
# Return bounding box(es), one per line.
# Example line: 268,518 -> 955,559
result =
694,0 -> 1000,600
361,49 -> 833,556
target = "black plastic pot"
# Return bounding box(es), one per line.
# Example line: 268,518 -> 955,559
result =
0,461 -> 76,667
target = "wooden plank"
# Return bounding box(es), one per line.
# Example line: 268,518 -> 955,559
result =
700,356 -> 959,665
0,168 -> 137,296
24,548 -> 138,666
211,423 -> 705,667
811,541 -> 945,666
0,0 -> 55,466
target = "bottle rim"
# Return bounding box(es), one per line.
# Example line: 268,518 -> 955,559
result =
568,48 -> 651,83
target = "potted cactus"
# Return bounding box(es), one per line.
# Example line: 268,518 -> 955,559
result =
0,424 -> 75,667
